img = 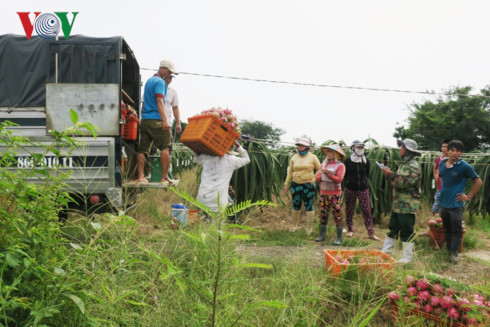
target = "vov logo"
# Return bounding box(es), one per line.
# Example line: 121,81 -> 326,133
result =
17,12 -> 79,40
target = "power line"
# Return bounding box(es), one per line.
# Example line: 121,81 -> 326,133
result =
141,67 -> 489,99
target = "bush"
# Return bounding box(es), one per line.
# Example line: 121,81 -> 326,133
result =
0,121 -> 89,326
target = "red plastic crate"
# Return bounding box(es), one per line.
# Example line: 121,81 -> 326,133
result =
123,116 -> 139,141
324,249 -> 396,276
180,114 -> 240,157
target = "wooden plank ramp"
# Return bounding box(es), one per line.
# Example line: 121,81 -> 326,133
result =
123,180 -> 179,189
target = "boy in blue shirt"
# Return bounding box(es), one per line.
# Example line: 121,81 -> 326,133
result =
439,140 -> 482,264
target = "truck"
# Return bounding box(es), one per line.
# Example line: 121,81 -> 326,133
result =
0,34 -> 142,215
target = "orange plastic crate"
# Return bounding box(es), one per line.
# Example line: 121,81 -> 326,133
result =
123,117 -> 139,141
180,114 -> 240,157
324,249 -> 396,276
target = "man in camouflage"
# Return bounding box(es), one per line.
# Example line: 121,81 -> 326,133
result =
380,139 -> 422,263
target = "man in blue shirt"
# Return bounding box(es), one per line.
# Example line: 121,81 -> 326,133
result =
439,140 -> 482,264
136,60 -> 179,185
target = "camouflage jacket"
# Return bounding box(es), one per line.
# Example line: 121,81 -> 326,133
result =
386,156 -> 421,214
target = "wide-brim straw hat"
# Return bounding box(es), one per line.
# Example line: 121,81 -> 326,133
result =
321,144 -> 346,161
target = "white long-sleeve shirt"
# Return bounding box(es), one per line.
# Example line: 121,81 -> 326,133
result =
194,146 -> 250,213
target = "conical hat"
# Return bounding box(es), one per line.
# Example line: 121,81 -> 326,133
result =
321,144 -> 346,161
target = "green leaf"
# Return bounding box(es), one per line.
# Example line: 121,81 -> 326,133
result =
226,224 -> 261,232
358,298 -> 386,327
6,253 -> 20,267
240,263 -> 273,269
63,293 -> 85,315
70,243 -> 82,250
253,300 -> 287,308
125,300 -> 149,306
69,109 -> 78,125
90,222 -> 102,231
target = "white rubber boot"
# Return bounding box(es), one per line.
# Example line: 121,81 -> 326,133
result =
290,210 -> 300,232
381,236 -> 396,254
305,211 -> 315,235
398,242 -> 414,263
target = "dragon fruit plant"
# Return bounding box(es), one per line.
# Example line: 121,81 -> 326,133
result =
389,272 -> 489,326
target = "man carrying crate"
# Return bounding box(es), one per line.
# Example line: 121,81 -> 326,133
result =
194,141 -> 250,216
136,60 -> 178,186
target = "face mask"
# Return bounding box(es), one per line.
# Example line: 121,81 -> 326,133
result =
355,148 -> 364,156
298,149 -> 308,156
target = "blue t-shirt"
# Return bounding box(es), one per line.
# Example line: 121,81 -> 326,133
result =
142,74 -> 167,120
439,159 -> 479,208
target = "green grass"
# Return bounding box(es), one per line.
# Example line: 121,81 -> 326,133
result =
245,229 -> 309,246
6,162 -> 489,326
51,207 -> 490,326
475,213 -> 490,232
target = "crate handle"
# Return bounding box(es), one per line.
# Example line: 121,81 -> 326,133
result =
220,124 -> 229,132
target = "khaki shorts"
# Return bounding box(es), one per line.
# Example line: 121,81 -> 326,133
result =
138,119 -> 172,155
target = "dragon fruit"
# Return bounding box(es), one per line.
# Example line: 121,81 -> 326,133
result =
431,283 -> 444,295
429,295 -> 441,307
416,277 -> 430,291
446,287 -> 457,296
406,286 -> 418,297
441,295 -> 454,309
447,307 -> 460,320
404,275 -> 416,286
417,290 -> 430,303
423,304 -> 433,313
392,273 -> 489,326
388,291 -> 400,301
455,297 -> 471,312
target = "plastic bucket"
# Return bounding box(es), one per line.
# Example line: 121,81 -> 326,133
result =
171,204 -> 188,223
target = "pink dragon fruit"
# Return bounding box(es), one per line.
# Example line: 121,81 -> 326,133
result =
455,297 -> 471,312
416,278 -> 430,291
430,295 -> 441,307
472,294 -> 485,306
431,283 -> 444,295
472,294 -> 485,302
404,275 -> 416,286
388,291 -> 400,301
441,295 -> 454,309
407,286 -> 418,297
423,304 -> 433,313
447,307 -> 460,320
417,290 -> 431,303
446,287 -> 457,296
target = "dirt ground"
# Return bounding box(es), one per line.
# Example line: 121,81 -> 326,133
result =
238,206 -> 490,287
